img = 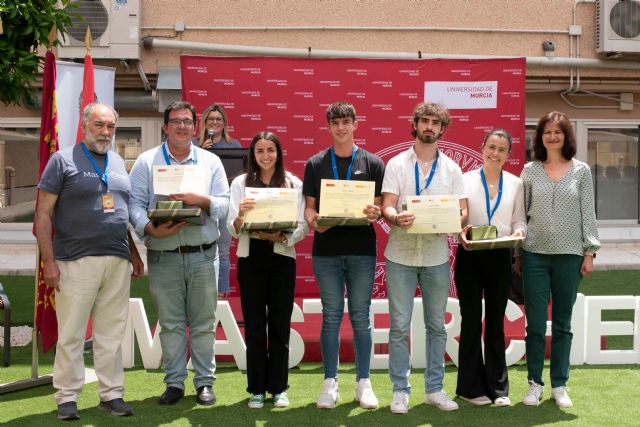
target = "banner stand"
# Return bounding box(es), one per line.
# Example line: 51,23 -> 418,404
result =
0,249 -> 53,394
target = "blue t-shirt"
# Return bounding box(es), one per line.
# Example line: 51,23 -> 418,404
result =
38,144 -> 132,261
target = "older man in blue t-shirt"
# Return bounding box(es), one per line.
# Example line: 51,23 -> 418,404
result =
35,103 -> 144,421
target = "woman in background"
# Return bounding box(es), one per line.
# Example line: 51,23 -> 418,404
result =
516,111 -> 600,408
228,131 -> 307,409
455,129 -> 526,407
199,104 -> 241,298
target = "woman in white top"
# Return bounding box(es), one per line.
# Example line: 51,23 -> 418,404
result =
228,131 -> 308,409
454,129 -> 526,407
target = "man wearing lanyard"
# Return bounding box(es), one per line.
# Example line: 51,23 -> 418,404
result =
35,103 -> 144,420
381,102 -> 468,414
303,101 -> 385,409
129,101 -> 229,406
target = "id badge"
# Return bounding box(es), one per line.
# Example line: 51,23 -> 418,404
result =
102,192 -> 115,213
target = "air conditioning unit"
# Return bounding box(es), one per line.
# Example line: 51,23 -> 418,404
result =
57,0 -> 140,59
596,0 -> 640,53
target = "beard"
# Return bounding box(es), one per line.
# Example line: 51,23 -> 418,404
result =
416,129 -> 440,144
85,133 -> 111,154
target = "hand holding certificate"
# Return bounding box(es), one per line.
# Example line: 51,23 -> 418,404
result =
317,179 -> 374,226
153,165 -> 210,196
406,195 -> 461,234
241,187 -> 298,231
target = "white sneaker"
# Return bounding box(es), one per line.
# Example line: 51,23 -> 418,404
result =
425,390 -> 459,411
317,378 -> 339,409
390,391 -> 409,414
522,382 -> 544,406
354,378 -> 378,409
494,396 -> 511,407
551,386 -> 573,408
459,395 -> 492,406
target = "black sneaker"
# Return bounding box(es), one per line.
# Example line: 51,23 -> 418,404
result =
159,386 -> 185,405
57,401 -> 80,421
98,398 -> 134,416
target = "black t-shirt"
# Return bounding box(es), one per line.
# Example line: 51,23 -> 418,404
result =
303,146 -> 385,256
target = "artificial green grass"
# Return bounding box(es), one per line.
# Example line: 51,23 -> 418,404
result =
1,359 -> 640,426
1,271 -> 639,425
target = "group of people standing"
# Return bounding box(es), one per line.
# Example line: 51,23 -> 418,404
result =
35,98 -> 598,421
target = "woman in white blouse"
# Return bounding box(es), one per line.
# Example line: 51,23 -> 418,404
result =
516,111 -> 599,409
455,129 -> 526,407
228,131 -> 308,409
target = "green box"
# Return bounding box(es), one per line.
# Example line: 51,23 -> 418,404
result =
467,225 -> 497,241
156,201 -> 183,209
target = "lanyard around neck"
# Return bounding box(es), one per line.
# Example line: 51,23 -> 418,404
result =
81,143 -> 108,188
162,143 -> 198,166
330,145 -> 357,180
480,167 -> 503,224
414,150 -> 439,196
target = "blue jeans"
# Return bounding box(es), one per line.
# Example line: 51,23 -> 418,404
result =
217,215 -> 231,294
386,259 -> 450,394
312,255 -> 375,380
148,245 -> 218,390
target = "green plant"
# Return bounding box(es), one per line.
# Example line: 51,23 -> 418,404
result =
0,0 -> 75,106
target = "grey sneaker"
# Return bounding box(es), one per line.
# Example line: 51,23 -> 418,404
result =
57,401 -> 80,420
98,398 -> 134,416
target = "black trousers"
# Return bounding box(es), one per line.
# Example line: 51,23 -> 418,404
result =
454,245 -> 511,400
237,239 -> 296,395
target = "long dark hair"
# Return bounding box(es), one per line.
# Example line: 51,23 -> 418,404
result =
533,111 -> 576,161
245,131 -> 288,188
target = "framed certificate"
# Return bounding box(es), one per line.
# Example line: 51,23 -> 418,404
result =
242,187 -> 298,231
318,179 -> 374,226
406,195 -> 461,234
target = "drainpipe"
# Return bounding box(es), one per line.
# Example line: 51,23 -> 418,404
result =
141,37 -> 640,71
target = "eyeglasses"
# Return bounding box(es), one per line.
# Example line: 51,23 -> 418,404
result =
206,117 -> 224,123
168,119 -> 195,127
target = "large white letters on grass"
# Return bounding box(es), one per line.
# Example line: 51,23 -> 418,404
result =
122,294 -> 640,369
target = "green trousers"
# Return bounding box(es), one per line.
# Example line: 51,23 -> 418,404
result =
522,250 -> 583,388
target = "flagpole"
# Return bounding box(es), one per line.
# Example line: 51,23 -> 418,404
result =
0,28 -> 59,394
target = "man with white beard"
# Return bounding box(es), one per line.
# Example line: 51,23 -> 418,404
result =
35,103 -> 144,420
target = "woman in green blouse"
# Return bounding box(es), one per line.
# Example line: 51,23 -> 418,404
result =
515,111 -> 600,409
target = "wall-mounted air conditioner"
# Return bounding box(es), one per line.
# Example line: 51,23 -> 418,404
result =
57,0 -> 140,59
596,0 -> 640,53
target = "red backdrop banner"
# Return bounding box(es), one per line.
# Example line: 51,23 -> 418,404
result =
181,56 -> 526,298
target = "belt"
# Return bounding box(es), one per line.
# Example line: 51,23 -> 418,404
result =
165,242 -> 215,254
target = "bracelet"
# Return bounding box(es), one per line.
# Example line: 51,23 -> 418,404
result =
394,214 -> 400,226
280,234 -> 288,244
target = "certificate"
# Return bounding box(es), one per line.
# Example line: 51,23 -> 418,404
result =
153,165 -> 210,196
319,179 -> 374,219
242,187 -> 298,227
406,195 -> 460,234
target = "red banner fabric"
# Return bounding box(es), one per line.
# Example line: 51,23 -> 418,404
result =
181,57 -> 526,298
35,50 -> 60,352
74,54 -> 94,145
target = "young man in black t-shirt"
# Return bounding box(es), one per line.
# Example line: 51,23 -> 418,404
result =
303,101 -> 385,409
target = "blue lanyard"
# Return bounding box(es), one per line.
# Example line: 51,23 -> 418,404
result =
480,168 -> 503,224
330,145 -> 357,180
162,143 -> 198,166
414,151 -> 439,196
81,143 -> 108,188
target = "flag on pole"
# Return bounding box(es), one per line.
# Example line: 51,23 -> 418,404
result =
34,50 -> 60,352
74,53 -> 95,145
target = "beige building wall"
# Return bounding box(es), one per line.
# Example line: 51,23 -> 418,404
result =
1,0 -> 640,238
